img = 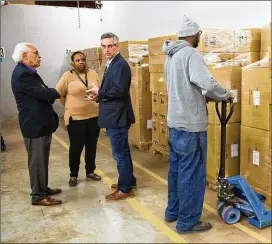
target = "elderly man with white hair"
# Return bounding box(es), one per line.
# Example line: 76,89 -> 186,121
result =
162,16 -> 234,233
11,43 -> 63,206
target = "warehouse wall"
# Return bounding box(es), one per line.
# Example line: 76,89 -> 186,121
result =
0,4 -> 102,118
101,1 -> 272,40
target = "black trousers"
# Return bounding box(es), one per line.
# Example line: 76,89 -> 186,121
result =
67,117 -> 100,177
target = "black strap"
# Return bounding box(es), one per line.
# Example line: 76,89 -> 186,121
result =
196,132 -> 203,163
72,69 -> 89,88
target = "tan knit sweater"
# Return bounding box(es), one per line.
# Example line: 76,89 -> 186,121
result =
56,69 -> 100,126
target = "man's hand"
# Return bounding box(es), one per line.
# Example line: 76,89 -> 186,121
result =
85,83 -> 99,102
226,92 -> 235,103
86,83 -> 99,96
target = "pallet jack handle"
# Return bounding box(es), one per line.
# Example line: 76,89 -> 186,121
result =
215,99 -> 234,180
215,99 -> 234,125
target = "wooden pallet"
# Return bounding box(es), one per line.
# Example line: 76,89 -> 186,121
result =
206,178 -> 218,191
252,186 -> 272,206
151,146 -> 169,161
129,141 -> 152,152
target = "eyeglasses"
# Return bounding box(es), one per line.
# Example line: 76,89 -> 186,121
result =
198,30 -> 203,36
101,44 -> 117,49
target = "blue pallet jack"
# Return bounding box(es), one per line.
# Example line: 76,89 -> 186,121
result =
215,100 -> 272,229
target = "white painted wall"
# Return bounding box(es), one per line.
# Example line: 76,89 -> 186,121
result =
1,4 -> 102,118
101,1 -> 272,40
1,1 -> 271,118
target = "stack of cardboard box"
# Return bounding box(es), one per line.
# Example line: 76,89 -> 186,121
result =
200,28 -> 261,68
111,41 -> 151,150
129,66 -> 152,150
84,47 -> 103,75
240,22 -> 271,205
148,35 -> 177,154
201,28 -> 262,185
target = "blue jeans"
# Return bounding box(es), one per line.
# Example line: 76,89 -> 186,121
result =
107,127 -> 137,193
165,128 -> 207,232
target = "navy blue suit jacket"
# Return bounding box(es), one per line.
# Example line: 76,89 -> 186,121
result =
11,62 -> 60,138
98,53 -> 135,129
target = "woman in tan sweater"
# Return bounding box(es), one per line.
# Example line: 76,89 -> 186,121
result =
56,51 -> 101,187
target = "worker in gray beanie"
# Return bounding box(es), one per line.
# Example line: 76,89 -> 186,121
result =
162,15 -> 234,233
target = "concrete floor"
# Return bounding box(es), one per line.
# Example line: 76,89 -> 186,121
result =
1,118 -> 271,243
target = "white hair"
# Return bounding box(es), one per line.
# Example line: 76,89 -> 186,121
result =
12,43 -> 33,63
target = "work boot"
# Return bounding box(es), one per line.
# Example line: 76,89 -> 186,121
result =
69,177 -> 77,187
111,183 -> 137,190
177,221 -> 212,234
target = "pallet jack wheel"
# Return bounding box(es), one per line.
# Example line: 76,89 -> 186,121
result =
218,201 -> 241,224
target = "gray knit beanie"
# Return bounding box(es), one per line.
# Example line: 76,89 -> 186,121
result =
177,15 -> 201,38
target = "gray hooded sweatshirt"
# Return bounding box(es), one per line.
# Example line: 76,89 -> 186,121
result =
163,40 -> 231,132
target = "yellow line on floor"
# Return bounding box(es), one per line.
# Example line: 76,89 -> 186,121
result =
52,134 -> 187,244
95,138 -> 271,244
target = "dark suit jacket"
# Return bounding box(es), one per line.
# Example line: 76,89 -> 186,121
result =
98,53 -> 135,129
11,62 -> 60,138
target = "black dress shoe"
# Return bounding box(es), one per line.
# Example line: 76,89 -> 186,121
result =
46,187 -> 62,196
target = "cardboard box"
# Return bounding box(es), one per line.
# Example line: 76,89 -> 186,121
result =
234,28 -> 261,52
241,66 -> 272,131
152,115 -> 160,146
87,60 -> 102,74
149,55 -> 166,65
118,41 -> 148,58
261,22 -> 272,53
149,64 -> 165,73
85,47 -> 103,61
240,126 -> 271,193
260,51 -> 271,68
159,92 -> 168,114
202,52 -> 260,68
152,92 -> 160,116
207,123 -> 241,181
208,67 -> 242,124
200,29 -> 235,53
130,66 -> 151,107
159,117 -> 169,152
148,35 -> 178,56
150,73 -> 167,92
129,105 -> 152,145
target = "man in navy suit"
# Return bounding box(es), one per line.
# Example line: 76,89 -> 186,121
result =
11,43 -> 62,206
88,32 -> 137,200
